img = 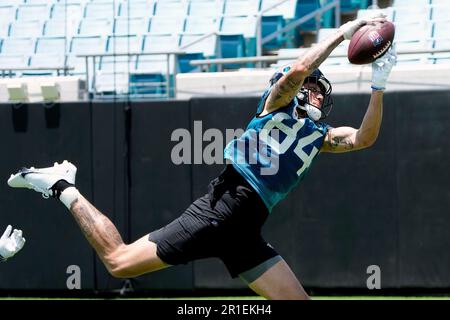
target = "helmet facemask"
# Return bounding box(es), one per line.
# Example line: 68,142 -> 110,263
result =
296,70 -> 333,121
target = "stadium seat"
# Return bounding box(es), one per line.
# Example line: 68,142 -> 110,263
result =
99,55 -> 137,72
0,21 -> 11,38
129,71 -> 168,97
180,33 -> 217,57
430,38 -> 450,64
119,0 -> 155,18
260,0 -> 297,19
95,70 -> 130,95
0,6 -> 17,24
114,17 -> 150,35
84,2 -> 117,19
395,21 -> 433,42
220,15 -> 258,38
188,0 -> 224,17
218,34 -> 246,68
50,3 -> 83,21
430,5 -> 450,22
43,19 -> 79,37
1,37 -> 35,55
356,8 -> 395,22
184,16 -> 219,34
2,0 -> 25,6
70,35 -> 106,55
393,6 -> 431,23
0,54 -> 29,73
142,34 -> 179,53
295,0 -> 320,32
16,4 -> 50,20
78,18 -> 113,36
432,21 -> 450,39
223,0 -> 260,16
35,36 -> 67,54
9,20 -> 43,38
106,35 -> 141,54
154,0 -> 189,17
393,0 -> 430,7
149,16 -> 186,35
261,15 -> 285,50
28,53 -> 66,76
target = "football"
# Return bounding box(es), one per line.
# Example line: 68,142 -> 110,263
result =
347,21 -> 395,65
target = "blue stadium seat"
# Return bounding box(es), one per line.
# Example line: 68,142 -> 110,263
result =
16,4 -> 50,20
119,0 -> 155,18
9,20 -> 43,38
218,34 -> 246,68
295,0 -> 320,32
35,36 -> 67,54
129,72 -> 168,96
261,15 -> 285,50
78,18 -> 113,36
149,16 -> 186,35
188,0 -> 224,17
154,0 -> 189,17
220,15 -> 257,56
106,35 -> 141,54
114,17 -> 150,35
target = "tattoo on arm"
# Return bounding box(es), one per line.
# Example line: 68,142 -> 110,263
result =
326,130 -> 354,151
270,76 -> 303,107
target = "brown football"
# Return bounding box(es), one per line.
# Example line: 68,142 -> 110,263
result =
347,21 -> 395,65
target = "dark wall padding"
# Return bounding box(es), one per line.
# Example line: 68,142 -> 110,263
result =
0,90 -> 448,292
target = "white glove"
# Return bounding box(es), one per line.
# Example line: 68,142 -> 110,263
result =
0,225 -> 26,261
339,13 -> 387,40
371,44 -> 397,91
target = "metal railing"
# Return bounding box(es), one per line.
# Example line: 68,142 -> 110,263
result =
256,0 -> 341,56
78,51 -> 185,99
190,47 -> 450,69
0,66 -> 72,77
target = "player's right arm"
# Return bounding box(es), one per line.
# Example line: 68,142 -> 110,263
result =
260,15 -> 386,117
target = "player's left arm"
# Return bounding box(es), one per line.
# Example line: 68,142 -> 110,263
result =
321,45 -> 397,153
321,90 -> 383,153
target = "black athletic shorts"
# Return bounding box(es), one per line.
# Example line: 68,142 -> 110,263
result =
148,164 -> 279,278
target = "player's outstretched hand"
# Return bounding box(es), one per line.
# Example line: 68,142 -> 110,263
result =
371,44 -> 397,91
340,13 -> 387,40
0,225 -> 26,261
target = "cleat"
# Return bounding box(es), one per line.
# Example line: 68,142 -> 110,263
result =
7,161 -> 77,199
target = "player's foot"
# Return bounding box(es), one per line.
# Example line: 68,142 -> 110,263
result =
7,160 -> 77,199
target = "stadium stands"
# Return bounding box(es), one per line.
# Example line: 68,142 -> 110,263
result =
0,0 -> 448,100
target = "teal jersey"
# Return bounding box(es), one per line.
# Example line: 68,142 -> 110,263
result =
224,88 -> 330,212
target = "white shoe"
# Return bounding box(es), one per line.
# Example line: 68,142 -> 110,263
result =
7,160 -> 77,199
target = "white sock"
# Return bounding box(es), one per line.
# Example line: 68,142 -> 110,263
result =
60,187 -> 80,210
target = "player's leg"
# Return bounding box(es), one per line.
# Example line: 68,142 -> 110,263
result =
243,258 -> 310,300
68,193 -> 169,278
7,161 -> 169,278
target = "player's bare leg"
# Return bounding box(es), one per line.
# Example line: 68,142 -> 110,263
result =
245,259 -> 310,300
67,193 -> 169,278
7,161 -> 169,278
